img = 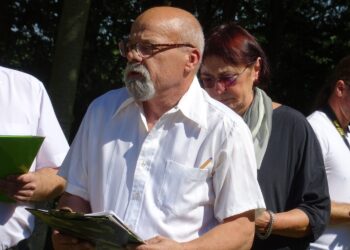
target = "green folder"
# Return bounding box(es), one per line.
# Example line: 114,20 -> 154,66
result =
0,135 -> 44,202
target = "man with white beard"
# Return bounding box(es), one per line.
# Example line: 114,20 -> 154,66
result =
52,6 -> 265,250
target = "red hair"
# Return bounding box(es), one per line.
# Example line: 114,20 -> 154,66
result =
203,22 -> 270,87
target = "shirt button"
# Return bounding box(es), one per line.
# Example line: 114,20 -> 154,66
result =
132,192 -> 141,200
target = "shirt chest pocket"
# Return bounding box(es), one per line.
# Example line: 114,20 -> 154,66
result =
156,160 -> 212,216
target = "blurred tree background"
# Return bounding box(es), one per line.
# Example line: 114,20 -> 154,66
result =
1,0 -> 350,142
1,0 -> 350,248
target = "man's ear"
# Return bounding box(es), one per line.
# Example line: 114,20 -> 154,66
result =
184,48 -> 201,73
335,80 -> 347,97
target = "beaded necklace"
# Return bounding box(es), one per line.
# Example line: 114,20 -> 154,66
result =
321,105 -> 350,151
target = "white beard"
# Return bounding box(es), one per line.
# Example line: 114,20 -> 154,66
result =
123,63 -> 155,101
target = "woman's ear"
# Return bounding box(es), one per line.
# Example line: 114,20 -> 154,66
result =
253,57 -> 262,82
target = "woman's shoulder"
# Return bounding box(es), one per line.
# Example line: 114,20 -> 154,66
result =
273,105 -> 307,123
272,105 -> 317,138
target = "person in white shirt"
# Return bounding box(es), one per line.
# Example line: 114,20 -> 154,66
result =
52,6 -> 265,250
308,55 -> 350,250
0,66 -> 69,249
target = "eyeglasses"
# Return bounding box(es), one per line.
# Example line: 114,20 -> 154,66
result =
118,39 -> 195,58
200,65 -> 251,89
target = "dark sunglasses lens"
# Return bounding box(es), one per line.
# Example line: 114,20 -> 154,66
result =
221,76 -> 237,87
201,78 -> 215,88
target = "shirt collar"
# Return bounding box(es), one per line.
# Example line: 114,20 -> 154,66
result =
112,77 -> 208,129
175,76 -> 208,129
112,90 -> 135,118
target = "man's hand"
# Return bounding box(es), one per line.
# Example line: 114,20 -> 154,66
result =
0,168 -> 65,202
52,230 -> 95,250
52,193 -> 94,249
0,172 -> 39,202
134,236 -> 183,250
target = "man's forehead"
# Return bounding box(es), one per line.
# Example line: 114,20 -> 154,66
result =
129,19 -> 176,42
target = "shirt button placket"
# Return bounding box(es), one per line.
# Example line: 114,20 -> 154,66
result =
124,129 -> 158,229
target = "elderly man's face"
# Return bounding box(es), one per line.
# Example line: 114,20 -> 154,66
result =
123,18 -> 190,100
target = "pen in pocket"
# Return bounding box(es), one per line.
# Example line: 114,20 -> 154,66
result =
199,157 -> 212,170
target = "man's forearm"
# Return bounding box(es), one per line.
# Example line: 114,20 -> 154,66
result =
181,210 -> 255,250
31,167 -> 66,201
330,201 -> 350,225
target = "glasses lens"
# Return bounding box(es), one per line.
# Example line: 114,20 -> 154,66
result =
201,78 -> 215,88
201,75 -> 238,89
220,75 -> 238,87
136,43 -> 153,58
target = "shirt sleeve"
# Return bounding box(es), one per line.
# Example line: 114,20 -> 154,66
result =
213,119 -> 265,222
58,104 -> 92,201
34,79 -> 69,169
294,118 -> 330,241
307,113 -> 330,163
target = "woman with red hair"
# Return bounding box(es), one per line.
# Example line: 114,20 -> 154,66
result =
200,22 -> 330,250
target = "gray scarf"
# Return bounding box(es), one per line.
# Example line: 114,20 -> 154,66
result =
243,87 -> 273,169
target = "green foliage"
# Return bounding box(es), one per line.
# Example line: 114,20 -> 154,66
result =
0,0 -> 62,83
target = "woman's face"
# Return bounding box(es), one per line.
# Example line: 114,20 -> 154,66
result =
200,55 -> 259,116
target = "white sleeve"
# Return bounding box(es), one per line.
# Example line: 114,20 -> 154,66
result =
35,79 -> 69,169
213,120 -> 265,222
58,105 -> 91,201
307,113 -> 329,161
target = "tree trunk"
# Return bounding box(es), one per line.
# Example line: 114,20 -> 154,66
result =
48,0 -> 91,139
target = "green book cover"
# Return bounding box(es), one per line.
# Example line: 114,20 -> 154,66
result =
0,135 -> 44,202
26,208 -> 144,249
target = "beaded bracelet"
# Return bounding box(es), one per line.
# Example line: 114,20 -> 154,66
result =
256,210 -> 275,240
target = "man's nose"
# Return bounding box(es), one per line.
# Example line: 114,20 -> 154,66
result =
126,49 -> 143,63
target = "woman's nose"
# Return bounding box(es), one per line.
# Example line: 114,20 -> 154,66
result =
213,81 -> 226,95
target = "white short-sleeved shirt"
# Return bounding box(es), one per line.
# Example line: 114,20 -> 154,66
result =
0,66 -> 69,249
59,78 -> 265,241
308,110 -> 350,250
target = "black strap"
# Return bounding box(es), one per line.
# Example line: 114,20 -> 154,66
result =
321,105 -> 350,151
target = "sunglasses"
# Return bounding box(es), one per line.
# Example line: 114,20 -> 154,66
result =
200,65 -> 251,89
